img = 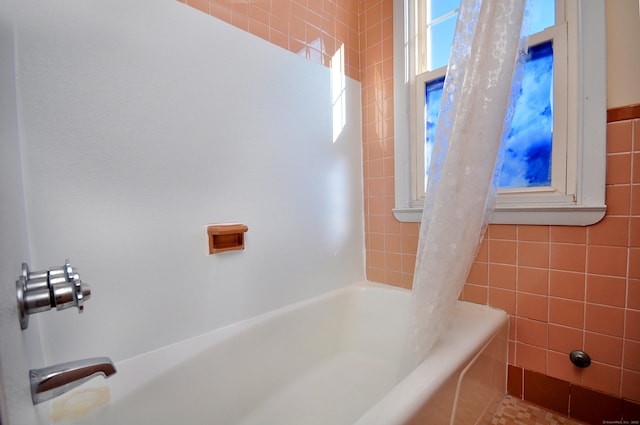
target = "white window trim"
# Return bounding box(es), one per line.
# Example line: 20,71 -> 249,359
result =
393,0 -> 607,226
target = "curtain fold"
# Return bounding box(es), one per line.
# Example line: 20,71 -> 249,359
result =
402,0 -> 528,373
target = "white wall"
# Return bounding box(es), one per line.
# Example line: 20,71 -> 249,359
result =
606,0 -> 640,108
1,0 -> 364,420
0,5 -> 45,424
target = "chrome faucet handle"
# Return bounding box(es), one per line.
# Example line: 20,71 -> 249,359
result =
16,260 -> 92,330
50,268 -> 91,312
30,357 -> 116,404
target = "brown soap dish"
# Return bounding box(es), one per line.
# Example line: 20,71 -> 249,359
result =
207,224 -> 248,254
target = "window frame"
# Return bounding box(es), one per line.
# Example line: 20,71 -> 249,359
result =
393,0 -> 607,225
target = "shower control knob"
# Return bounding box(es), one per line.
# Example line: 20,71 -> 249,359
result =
16,260 -> 92,330
50,273 -> 91,312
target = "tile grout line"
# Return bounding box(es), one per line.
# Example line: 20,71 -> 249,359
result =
621,118 -> 634,400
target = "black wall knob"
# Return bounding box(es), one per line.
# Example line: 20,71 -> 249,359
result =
569,350 -> 591,368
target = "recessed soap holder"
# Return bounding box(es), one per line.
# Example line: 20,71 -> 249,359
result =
207,224 -> 248,254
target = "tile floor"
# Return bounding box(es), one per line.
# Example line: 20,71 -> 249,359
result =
491,396 -> 586,425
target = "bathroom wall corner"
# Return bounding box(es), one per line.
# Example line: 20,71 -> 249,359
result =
0,3 -> 44,423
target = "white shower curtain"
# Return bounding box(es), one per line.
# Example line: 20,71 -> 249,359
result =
402,0 -> 528,372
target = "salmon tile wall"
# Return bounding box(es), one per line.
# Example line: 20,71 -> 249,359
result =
181,0 -> 419,285
360,0 -> 419,288
457,118 -> 640,403
179,0 -> 362,81
182,0 -> 639,405
455,117 -> 640,403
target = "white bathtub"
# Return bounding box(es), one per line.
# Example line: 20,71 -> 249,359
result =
41,282 -> 508,425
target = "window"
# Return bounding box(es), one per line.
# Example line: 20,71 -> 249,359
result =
393,0 -> 607,225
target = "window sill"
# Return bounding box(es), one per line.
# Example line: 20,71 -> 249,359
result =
392,204 -> 606,226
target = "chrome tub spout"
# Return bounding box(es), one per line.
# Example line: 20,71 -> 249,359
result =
29,357 -> 116,404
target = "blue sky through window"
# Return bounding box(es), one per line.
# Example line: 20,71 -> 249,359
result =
527,0 -> 555,35
428,14 -> 458,70
427,0 -> 555,70
424,0 -> 555,190
426,0 -> 460,70
429,0 -> 460,20
500,41 -> 553,188
425,76 -> 445,178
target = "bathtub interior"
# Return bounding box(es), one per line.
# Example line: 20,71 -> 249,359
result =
41,283 -> 507,425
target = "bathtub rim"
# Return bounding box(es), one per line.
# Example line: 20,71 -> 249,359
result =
354,296 -> 509,425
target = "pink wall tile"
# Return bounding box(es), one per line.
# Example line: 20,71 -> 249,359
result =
518,241 -> 550,268
550,226 -> 587,244
607,153 -> 632,185
516,317 -> 548,348
548,350 -> 582,385
489,287 -> 516,315
630,248 -> 640,279
587,216 -> 630,246
517,266 -> 549,295
626,308 -> 640,341
607,121 -> 633,153
587,245 -> 628,277
581,362 -> 622,397
517,292 -> 549,322
629,279 -> 640,310
476,238 -> 489,261
606,185 -> 632,216
461,283 -> 488,305
623,339 -> 640,372
489,224 -> 517,240
549,297 -> 584,329
489,239 -> 517,264
549,270 -> 585,301
489,263 -> 517,290
519,225 -> 550,242
508,339 -> 517,367
516,342 -> 547,374
586,274 -> 627,307
622,369 -> 640,401
467,261 -> 488,285
631,184 -> 640,215
584,332 -> 623,367
548,324 -> 583,354
631,217 -> 640,247
550,243 -> 586,273
585,303 -> 625,337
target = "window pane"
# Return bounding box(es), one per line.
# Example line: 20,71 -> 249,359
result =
424,76 -> 445,189
427,14 -> 457,71
527,0 -> 555,35
429,0 -> 460,21
424,41 -> 554,190
500,40 -> 553,188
